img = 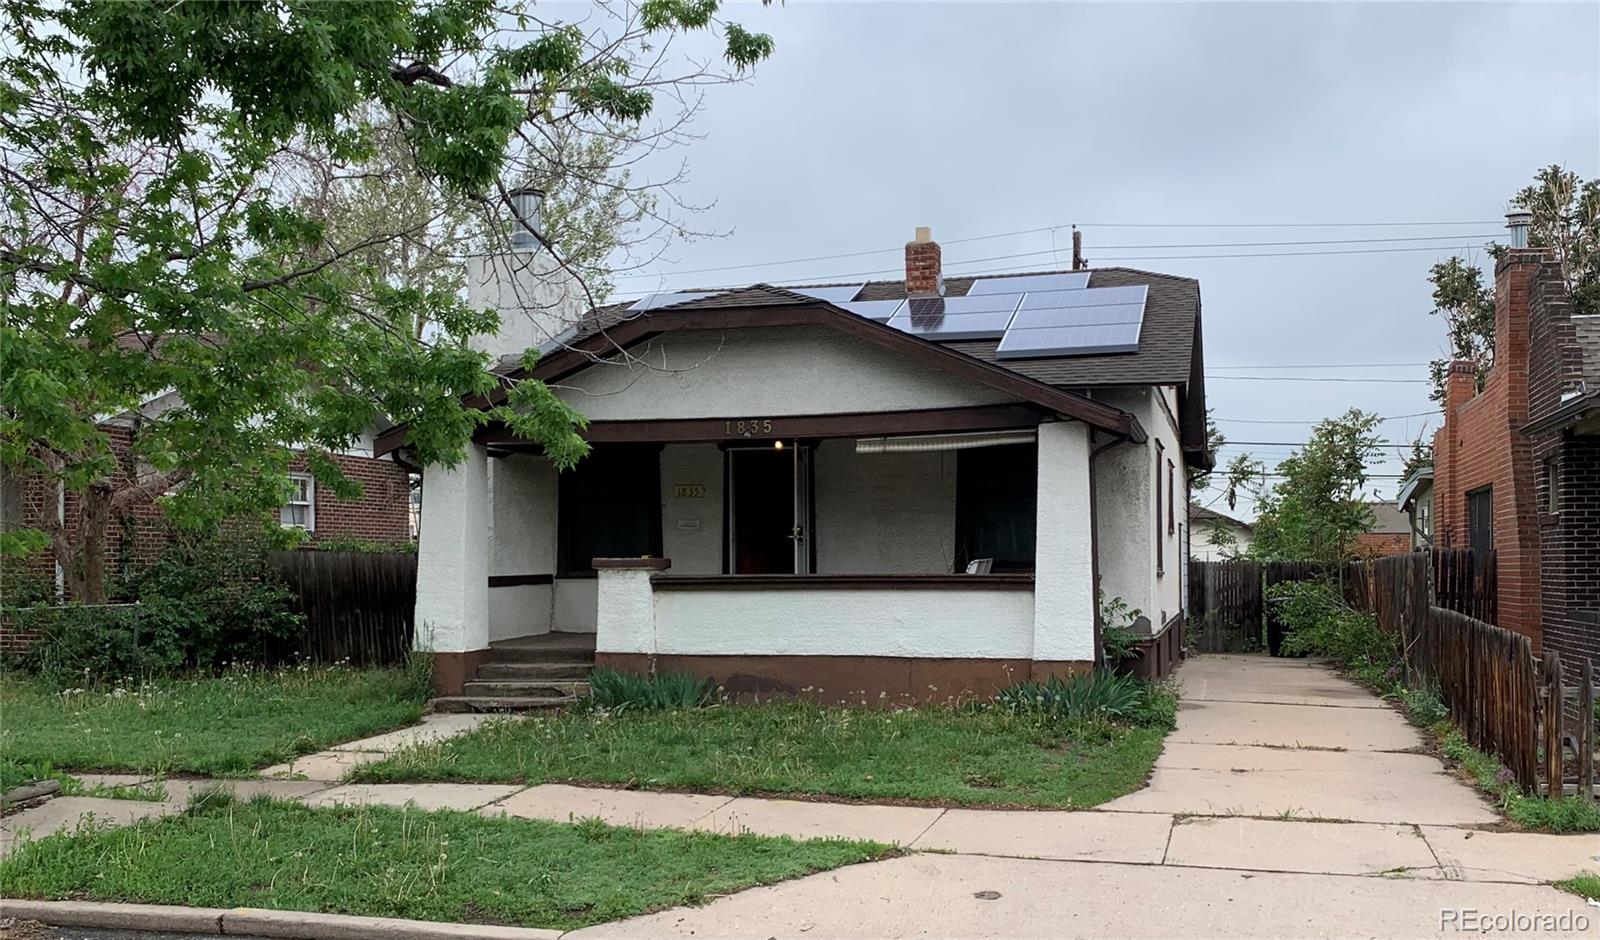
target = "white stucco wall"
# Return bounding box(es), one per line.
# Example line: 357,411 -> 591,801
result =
660,444 -> 724,574
1089,386 -> 1187,632
487,455 -> 557,641
557,326 -> 1013,421
466,253 -> 590,359
1033,421 -> 1096,662
601,581 -> 1034,659
414,443 -> 490,653
553,578 -> 598,633
814,441 -> 957,574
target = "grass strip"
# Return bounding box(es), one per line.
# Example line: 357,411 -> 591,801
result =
0,796 -> 894,930
351,702 -> 1167,809
0,664 -> 429,777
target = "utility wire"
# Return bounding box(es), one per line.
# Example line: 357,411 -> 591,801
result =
1215,410 -> 1442,424
614,230 -> 1499,284
1209,362 -> 1429,370
1207,375 -> 1430,384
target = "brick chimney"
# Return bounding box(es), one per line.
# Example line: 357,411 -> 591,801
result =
1493,243 -> 1546,425
1445,359 -> 1478,414
905,226 -> 943,296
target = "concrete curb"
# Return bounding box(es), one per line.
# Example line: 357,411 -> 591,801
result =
0,899 -> 565,939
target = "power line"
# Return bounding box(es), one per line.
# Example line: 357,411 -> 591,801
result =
614,230 -> 1499,284
1207,375 -> 1430,384
1209,362 -> 1429,371
1215,410 -> 1442,424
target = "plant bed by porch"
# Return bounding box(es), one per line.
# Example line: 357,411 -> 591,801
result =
349,701 -> 1172,809
0,797 -> 894,931
0,664 -> 430,777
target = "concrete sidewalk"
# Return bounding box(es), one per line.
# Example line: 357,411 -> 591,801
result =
6,655 -> 1598,938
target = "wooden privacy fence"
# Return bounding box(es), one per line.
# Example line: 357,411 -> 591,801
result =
1432,547 -> 1498,625
267,550 -> 417,666
1187,559 -> 1324,653
1342,552 -> 1594,800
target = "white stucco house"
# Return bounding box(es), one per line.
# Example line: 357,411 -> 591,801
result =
379,225 -> 1211,704
1188,503 -> 1253,561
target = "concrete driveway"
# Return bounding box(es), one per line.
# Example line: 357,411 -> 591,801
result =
574,654 -> 1599,939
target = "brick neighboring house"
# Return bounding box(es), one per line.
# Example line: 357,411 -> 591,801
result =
2,388 -> 412,610
1431,217 -> 1598,671
1521,247 -> 1600,678
1353,501 -> 1412,558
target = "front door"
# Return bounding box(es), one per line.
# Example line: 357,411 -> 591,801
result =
728,445 -> 812,573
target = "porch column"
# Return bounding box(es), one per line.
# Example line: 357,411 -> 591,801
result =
415,441 -> 491,694
593,557 -> 670,674
1032,420 -> 1096,678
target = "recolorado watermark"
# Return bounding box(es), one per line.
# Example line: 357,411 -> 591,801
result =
1439,907 -> 1591,933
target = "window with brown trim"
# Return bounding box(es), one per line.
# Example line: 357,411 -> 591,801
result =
1154,442 -> 1164,575
557,444 -> 663,576
1167,459 -> 1175,534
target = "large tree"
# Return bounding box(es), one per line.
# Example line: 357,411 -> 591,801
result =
0,0 -> 773,601
1424,164 -> 1598,402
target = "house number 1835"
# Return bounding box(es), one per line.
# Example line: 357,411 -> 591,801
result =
725,418 -> 774,436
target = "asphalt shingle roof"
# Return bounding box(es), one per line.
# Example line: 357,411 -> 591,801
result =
576,267 -> 1201,390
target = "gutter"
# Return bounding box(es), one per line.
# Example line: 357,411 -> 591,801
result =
1519,388 -> 1600,436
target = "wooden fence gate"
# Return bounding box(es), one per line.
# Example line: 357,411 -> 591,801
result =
1187,559 -> 1323,653
267,550 -> 417,666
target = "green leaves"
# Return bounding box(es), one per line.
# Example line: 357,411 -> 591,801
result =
1244,408 -> 1383,564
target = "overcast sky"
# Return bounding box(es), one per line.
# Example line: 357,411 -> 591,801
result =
587,2 -> 1600,518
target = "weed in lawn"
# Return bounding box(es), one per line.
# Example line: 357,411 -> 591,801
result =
1555,872 -> 1600,901
0,664 -> 427,776
0,798 -> 894,930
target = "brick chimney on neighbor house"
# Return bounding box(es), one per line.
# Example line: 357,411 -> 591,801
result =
905,226 -> 943,295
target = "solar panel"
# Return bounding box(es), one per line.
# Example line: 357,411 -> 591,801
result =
838,299 -> 904,321
791,284 -> 865,303
628,291 -> 720,312
995,322 -> 1141,358
886,294 -> 1023,341
967,272 -> 1090,295
997,285 -> 1147,359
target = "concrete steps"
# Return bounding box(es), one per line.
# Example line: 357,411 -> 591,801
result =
475,661 -> 592,681
429,633 -> 596,714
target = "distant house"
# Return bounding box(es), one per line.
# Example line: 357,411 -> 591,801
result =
383,223 -> 1212,703
1353,501 -> 1411,558
1431,209 -> 1599,675
1189,504 -> 1252,560
1395,467 -> 1434,550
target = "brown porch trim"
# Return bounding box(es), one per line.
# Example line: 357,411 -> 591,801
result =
650,573 -> 1035,591
476,403 -> 1049,448
373,300 -> 1145,457
487,574 -> 554,588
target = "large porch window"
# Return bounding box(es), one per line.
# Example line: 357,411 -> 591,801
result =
557,444 -> 662,576
954,442 -> 1037,573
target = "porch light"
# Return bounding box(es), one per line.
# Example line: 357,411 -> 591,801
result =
774,439 -> 785,450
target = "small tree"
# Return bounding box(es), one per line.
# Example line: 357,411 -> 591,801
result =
1231,409 -> 1384,564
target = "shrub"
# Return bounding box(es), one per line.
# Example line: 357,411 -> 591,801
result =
993,670 -> 1167,728
1270,579 -> 1397,670
306,536 -> 417,554
1099,596 -> 1143,665
586,667 -> 717,712
18,528 -> 304,684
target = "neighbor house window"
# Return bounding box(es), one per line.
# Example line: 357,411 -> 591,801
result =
1544,458 -> 1560,513
281,474 -> 315,530
558,444 -> 662,576
955,443 -> 1037,573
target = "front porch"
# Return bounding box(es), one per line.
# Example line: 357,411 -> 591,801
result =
415,413 -> 1102,701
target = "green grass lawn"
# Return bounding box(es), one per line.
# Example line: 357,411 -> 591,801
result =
351,703 -> 1167,808
0,665 -> 429,777
0,797 -> 893,930
1556,872 -> 1600,901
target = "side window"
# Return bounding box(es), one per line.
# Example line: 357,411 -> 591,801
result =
281,474 -> 315,531
1154,442 -> 1165,575
1167,459 -> 1175,534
